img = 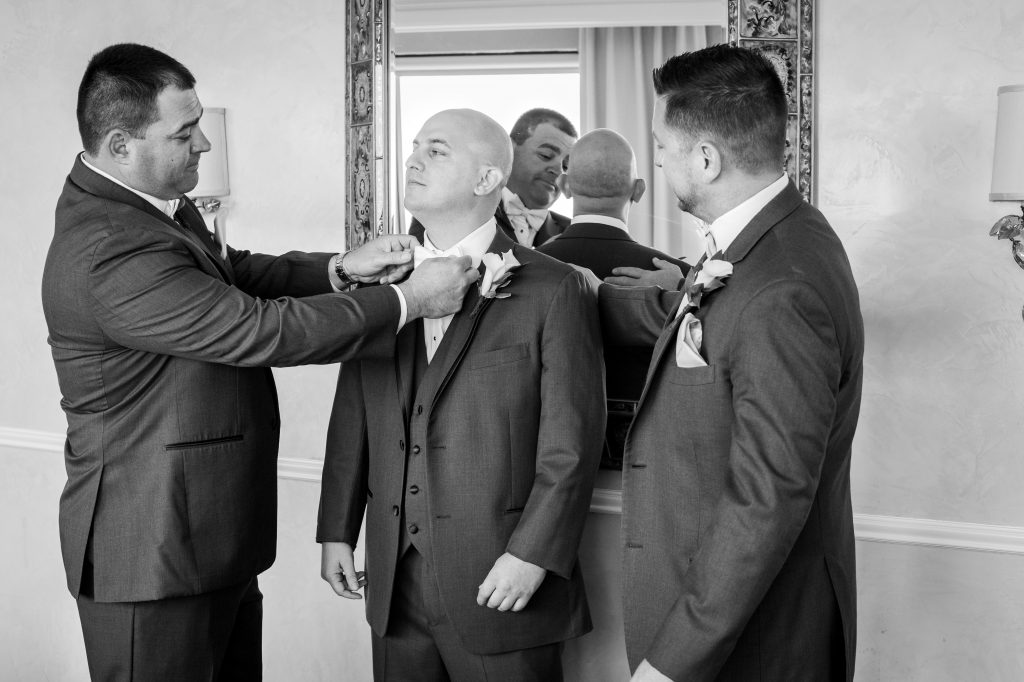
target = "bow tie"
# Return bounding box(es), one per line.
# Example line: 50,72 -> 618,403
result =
413,243 -> 463,269
503,191 -> 548,246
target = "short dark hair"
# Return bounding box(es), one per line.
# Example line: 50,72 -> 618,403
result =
509,108 -> 577,146
77,43 -> 196,155
652,44 -> 787,173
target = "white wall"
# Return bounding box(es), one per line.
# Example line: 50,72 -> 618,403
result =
4,0 -> 1024,680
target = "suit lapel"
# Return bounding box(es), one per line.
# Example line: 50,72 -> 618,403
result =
175,198 -> 235,282
414,230 -> 517,411
395,319 -> 420,422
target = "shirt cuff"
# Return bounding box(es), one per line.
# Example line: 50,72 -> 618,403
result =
390,284 -> 408,331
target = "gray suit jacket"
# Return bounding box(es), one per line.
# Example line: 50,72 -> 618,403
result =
601,182 -> 863,681
318,231 -> 605,654
42,155 -> 402,602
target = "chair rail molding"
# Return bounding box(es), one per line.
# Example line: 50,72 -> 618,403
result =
7,427 -> 1024,557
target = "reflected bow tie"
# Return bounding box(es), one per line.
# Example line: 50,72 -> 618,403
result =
503,191 -> 548,245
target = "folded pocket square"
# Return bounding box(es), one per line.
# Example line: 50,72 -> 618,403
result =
675,312 -> 708,368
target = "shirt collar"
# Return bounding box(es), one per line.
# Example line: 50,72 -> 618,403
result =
80,153 -> 181,218
422,218 -> 497,269
571,214 -> 628,233
703,173 -> 788,256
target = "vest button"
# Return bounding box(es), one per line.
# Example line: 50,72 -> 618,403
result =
408,524 -> 419,535
412,445 -> 421,455
399,440 -> 405,451
408,484 -> 419,494
416,404 -> 423,415
392,505 -> 399,516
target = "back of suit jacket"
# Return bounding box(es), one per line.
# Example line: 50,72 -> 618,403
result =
600,183 -> 863,681
538,221 -> 690,401
318,235 -> 605,654
42,156 -> 401,603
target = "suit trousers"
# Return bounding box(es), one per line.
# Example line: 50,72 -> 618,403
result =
372,547 -> 562,682
76,576 -> 263,681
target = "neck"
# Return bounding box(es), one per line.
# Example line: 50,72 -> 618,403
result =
572,196 -> 628,222
699,170 -> 783,224
418,203 -> 496,250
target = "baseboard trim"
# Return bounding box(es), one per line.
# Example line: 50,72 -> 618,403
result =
7,427 -> 1024,556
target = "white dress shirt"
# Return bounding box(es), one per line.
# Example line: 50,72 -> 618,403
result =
419,219 -> 496,362
571,214 -> 629,233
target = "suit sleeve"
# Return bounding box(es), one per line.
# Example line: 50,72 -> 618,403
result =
317,361 -> 370,545
228,247 -> 336,298
645,280 -> 842,680
88,228 -> 399,366
598,282 -> 681,348
505,270 -> 606,579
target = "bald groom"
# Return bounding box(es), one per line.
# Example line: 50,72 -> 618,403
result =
318,109 -> 605,681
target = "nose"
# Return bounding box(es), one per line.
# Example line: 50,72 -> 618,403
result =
192,124 -> 212,153
405,150 -> 421,171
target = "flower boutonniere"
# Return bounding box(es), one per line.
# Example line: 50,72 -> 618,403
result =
471,250 -> 522,317
685,257 -> 733,311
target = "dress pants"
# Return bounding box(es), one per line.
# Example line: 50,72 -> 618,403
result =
76,576 -> 263,681
372,547 -> 563,682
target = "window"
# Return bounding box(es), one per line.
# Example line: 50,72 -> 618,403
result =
394,53 -> 580,231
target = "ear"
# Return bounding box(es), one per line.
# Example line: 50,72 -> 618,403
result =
105,130 -> 132,165
696,140 -> 723,183
630,178 -> 646,204
556,174 -> 572,199
475,166 -> 504,196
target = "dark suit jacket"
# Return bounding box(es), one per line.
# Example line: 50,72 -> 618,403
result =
600,182 -> 863,681
42,155 -> 402,603
408,201 -> 569,247
317,230 -> 605,654
538,221 -> 690,401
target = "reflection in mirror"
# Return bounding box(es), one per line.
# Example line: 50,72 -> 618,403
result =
390,22 -> 726,263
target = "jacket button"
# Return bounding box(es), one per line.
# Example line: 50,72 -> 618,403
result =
392,505 -> 400,516
412,445 -> 420,455
399,440 -> 405,451
416,404 -> 423,415
408,524 -> 419,535
408,484 -> 419,495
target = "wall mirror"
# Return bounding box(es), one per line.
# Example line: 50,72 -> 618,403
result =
344,0 -> 816,258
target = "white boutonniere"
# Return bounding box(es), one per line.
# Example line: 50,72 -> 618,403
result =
472,250 -> 521,317
685,258 -> 733,310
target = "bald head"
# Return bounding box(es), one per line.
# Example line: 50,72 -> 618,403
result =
565,129 -> 638,199
429,108 -> 513,182
560,128 -> 645,220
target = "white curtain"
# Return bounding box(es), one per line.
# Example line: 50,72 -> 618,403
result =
580,26 -> 725,263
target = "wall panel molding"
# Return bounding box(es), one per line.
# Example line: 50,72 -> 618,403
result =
7,427 -> 1024,556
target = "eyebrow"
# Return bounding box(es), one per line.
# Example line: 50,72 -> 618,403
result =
538,142 -> 566,154
171,108 -> 204,136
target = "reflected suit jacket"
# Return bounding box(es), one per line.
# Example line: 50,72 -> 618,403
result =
42,155 -> 401,603
600,182 -> 863,681
317,230 -> 605,654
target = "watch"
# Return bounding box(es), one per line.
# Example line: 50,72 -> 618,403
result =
333,252 -> 357,289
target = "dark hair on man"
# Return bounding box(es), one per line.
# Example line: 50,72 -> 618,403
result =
77,43 -> 196,155
652,44 -> 787,173
509,108 -> 578,146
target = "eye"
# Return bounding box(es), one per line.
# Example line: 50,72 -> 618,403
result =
537,153 -> 554,162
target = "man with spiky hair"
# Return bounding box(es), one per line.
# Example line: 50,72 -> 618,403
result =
601,44 -> 863,681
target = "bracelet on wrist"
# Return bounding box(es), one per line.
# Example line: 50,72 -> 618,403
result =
334,252 -> 357,289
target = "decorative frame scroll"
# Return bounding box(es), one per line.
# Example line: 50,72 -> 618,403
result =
345,0 -> 390,248
729,0 -> 815,203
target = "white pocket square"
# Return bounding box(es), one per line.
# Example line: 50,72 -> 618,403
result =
675,312 -> 708,368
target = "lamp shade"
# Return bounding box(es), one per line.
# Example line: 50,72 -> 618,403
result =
189,107 -> 229,198
991,85 -> 1024,201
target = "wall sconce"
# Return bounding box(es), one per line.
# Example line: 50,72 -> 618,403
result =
989,85 -> 1024,267
187,107 -> 229,257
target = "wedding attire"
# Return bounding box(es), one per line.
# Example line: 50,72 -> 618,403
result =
42,154 -> 403,678
318,225 -> 605,679
408,190 -> 569,249
599,178 -> 863,681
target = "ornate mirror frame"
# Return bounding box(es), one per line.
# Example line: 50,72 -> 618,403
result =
344,0 -> 815,247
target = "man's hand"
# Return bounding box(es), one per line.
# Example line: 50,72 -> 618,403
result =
630,660 -> 673,681
320,542 -> 366,600
343,234 -> 419,284
604,257 -> 684,290
476,553 -> 546,612
398,255 -> 480,320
